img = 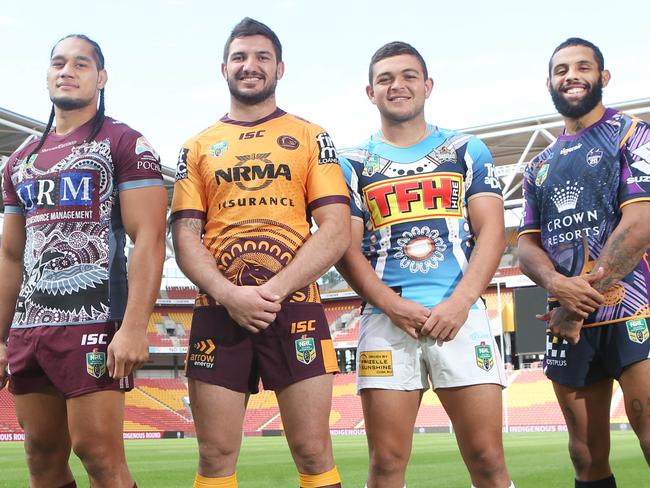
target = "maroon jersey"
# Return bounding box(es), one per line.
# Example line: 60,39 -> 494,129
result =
2,117 -> 163,328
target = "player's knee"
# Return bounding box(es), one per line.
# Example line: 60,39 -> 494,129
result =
72,437 -> 122,479
290,437 -> 332,472
567,438 -> 599,474
24,434 -> 67,470
197,439 -> 239,472
464,445 -> 507,480
369,446 -> 409,477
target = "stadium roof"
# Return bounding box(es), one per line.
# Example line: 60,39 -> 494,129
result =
2,97 -> 649,215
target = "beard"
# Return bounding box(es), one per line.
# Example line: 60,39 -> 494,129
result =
550,76 -> 603,119
51,96 -> 93,111
227,72 -> 277,106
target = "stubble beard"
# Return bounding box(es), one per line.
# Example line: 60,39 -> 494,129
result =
228,76 -> 277,106
550,76 -> 603,119
51,96 -> 93,111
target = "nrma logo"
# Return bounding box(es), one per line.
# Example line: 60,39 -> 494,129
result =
214,153 -> 291,191
16,171 -> 94,212
550,180 -> 583,213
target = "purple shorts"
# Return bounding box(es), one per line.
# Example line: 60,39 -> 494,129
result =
186,302 -> 339,393
8,322 -> 133,398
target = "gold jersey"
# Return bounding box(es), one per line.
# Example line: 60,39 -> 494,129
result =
171,109 -> 349,304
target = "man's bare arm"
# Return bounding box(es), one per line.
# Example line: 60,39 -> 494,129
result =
107,186 -> 167,378
0,214 -> 26,388
171,217 -> 280,332
263,203 -> 351,300
518,232 -> 604,317
335,219 -> 429,338
589,201 -> 650,293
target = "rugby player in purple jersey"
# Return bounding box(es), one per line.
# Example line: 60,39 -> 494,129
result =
518,38 -> 650,487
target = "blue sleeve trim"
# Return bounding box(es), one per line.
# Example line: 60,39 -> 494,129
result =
118,179 -> 164,192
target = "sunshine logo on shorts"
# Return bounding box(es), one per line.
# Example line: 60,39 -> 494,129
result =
475,342 -> 494,372
295,336 -> 316,365
626,318 -> 649,344
86,348 -> 106,378
358,351 -> 393,377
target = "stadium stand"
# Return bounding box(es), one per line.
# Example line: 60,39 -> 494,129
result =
0,388 -> 20,431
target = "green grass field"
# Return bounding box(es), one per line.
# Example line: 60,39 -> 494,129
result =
0,432 -> 646,487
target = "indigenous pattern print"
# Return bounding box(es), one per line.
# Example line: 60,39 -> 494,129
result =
2,118 -> 163,328
340,125 -> 502,313
170,109 -> 349,305
519,109 -> 650,326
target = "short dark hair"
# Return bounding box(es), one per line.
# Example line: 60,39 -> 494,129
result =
368,41 -> 428,84
549,37 -> 604,75
223,17 -> 282,63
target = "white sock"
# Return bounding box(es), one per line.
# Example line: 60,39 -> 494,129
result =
471,483 -> 514,488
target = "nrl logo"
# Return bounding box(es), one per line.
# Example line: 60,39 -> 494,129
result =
86,348 -> 106,378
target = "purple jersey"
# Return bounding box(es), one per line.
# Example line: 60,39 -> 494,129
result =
2,117 -> 163,328
519,109 -> 650,326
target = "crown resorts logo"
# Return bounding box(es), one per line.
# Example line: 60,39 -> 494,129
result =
550,180 -> 583,213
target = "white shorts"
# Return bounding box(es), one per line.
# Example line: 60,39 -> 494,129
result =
356,309 -> 507,392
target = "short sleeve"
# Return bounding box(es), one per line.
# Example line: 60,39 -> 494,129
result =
170,141 -> 207,222
619,121 -> 650,208
305,129 -> 350,213
518,162 -> 541,237
113,130 -> 164,192
464,136 -> 502,200
2,151 -> 25,215
339,155 -> 364,220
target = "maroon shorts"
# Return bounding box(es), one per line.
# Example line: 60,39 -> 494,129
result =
8,322 -> 134,398
186,302 -> 339,393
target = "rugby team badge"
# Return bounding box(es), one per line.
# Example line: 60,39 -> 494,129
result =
626,318 -> 649,344
86,348 -> 106,378
295,336 -> 316,365
475,342 -> 494,372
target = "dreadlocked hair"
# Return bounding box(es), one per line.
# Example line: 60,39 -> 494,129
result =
25,34 -> 106,163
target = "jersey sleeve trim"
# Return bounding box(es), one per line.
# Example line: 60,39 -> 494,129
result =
118,179 -> 164,192
3,205 -> 24,215
620,196 -> 650,209
467,192 -> 503,202
307,195 -> 350,213
517,229 -> 542,238
169,209 -> 207,223
619,118 -> 639,149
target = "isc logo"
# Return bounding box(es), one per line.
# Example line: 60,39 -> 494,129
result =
81,333 -> 108,345
291,320 -> 316,334
239,130 -> 266,140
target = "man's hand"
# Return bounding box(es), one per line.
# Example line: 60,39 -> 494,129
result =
420,296 -> 472,342
549,267 -> 605,318
537,307 -> 584,345
107,327 -> 150,379
384,296 -> 430,339
0,342 -> 8,389
221,286 -> 282,333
